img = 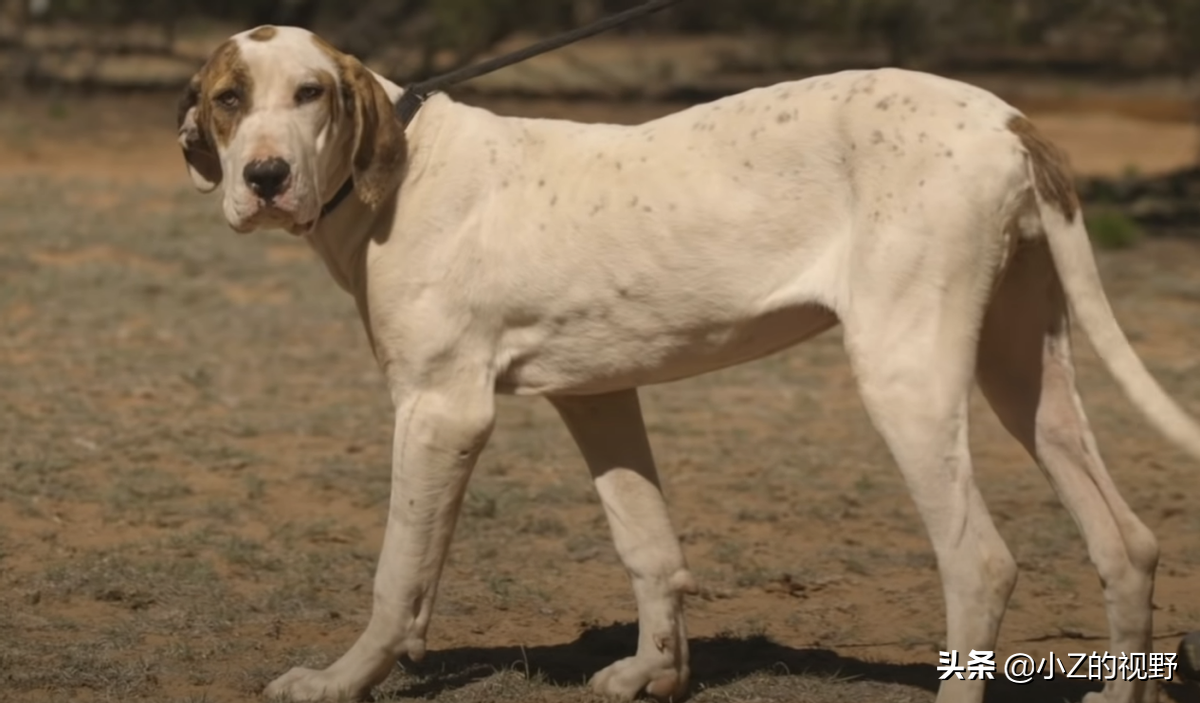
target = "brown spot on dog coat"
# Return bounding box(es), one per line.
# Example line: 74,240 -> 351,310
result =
247,25 -> 278,41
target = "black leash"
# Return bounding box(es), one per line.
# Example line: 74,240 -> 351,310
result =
394,0 -> 686,125
320,0 -> 685,218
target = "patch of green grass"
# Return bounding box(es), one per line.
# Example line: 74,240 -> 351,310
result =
1087,209 -> 1142,250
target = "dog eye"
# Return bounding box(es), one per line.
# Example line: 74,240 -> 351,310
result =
295,84 -> 324,104
214,90 -> 241,109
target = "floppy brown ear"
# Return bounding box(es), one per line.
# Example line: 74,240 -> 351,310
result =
340,58 -> 407,209
177,75 -> 223,192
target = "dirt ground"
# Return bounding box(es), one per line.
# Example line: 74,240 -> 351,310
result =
2,87 -> 1200,703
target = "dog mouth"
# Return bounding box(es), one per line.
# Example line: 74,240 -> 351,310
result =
236,200 -> 316,236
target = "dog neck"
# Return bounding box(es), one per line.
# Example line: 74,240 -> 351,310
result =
303,88 -> 446,298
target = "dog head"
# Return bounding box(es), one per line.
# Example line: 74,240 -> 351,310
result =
177,25 -> 407,235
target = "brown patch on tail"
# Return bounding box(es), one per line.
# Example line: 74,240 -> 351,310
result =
1007,114 -> 1079,220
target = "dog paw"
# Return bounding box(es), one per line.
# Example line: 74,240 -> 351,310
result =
264,667 -> 360,702
590,656 -> 689,701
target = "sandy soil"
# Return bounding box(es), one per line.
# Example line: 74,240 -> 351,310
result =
1,88 -> 1199,703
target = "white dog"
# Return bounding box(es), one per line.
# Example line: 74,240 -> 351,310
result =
177,25 -> 1200,703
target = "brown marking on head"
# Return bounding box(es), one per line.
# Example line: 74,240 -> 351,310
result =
202,41 -> 254,148
310,34 -> 407,209
1007,114 -> 1079,220
176,39 -> 253,189
247,25 -> 277,42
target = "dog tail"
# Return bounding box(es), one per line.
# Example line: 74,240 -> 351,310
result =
1013,114 -> 1200,463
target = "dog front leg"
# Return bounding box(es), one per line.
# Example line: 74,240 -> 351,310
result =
265,383 -> 495,702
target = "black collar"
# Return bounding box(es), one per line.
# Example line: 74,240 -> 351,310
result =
395,89 -> 428,126
317,89 -> 432,220
318,176 -> 357,219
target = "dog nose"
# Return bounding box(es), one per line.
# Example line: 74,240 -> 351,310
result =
243,157 -> 291,200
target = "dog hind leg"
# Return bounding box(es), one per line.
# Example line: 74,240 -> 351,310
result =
839,205 -> 1018,703
977,239 -> 1158,703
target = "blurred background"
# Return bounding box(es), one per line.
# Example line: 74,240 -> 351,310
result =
4,0 -> 1200,85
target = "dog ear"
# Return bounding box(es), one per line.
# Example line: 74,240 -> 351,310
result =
340,57 -> 406,209
177,74 -> 223,192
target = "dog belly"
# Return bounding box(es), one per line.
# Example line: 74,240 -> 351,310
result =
495,302 -> 839,396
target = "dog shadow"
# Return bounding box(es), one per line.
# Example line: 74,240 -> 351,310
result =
384,621 -> 1198,701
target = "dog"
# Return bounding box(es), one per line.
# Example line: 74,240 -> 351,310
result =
176,24 -> 1200,703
